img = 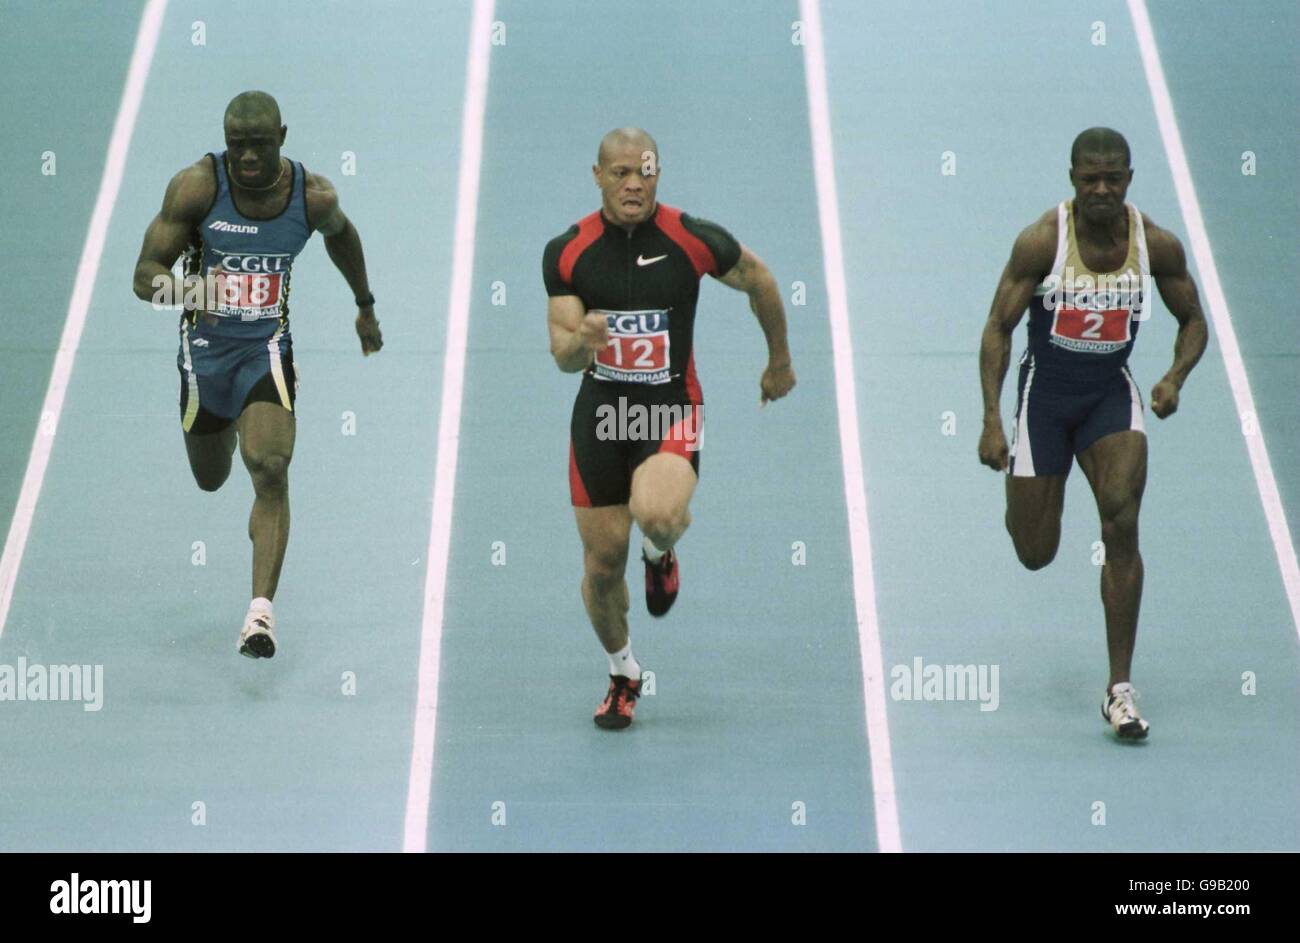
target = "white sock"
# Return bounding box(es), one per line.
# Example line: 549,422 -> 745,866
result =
641,534 -> 666,564
249,597 -> 273,617
607,641 -> 641,680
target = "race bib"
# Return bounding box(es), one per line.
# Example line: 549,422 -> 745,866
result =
592,309 -> 671,384
211,253 -> 290,321
212,273 -> 284,320
1050,306 -> 1131,354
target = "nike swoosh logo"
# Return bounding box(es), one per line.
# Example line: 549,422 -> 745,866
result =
636,254 -> 667,267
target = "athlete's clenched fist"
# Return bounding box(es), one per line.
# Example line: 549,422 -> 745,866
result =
577,312 -> 610,352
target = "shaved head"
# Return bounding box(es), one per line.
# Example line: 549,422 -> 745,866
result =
1071,127 -> 1130,168
223,91 -> 286,190
597,126 -> 658,168
224,90 -> 282,129
592,127 -> 660,229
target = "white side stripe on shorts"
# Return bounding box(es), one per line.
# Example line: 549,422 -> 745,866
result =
181,325 -> 200,431
1122,366 -> 1145,433
266,326 -> 292,412
1011,355 -> 1036,477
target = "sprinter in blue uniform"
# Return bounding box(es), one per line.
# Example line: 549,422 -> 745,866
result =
132,91 -> 382,659
978,128 -> 1208,740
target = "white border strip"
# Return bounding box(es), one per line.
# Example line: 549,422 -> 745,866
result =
1129,0 -> 1300,637
402,0 -> 495,853
0,0 -> 168,639
799,0 -> 902,853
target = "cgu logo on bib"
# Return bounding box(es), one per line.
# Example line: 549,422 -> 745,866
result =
1041,267 -> 1144,354
211,253 -> 289,320
592,309 -> 671,384
218,253 -> 289,273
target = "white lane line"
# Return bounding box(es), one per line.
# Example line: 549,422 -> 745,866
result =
0,0 -> 169,639
1129,0 -> 1300,638
799,0 -> 902,853
402,0 -> 496,853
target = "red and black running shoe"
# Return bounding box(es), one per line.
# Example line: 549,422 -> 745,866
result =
594,674 -> 642,730
643,548 -> 679,617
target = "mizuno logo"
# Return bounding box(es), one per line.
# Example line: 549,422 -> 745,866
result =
190,337 -> 209,347
636,254 -> 667,267
209,220 -> 259,234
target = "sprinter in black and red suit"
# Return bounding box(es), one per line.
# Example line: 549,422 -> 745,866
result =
544,128 -> 796,730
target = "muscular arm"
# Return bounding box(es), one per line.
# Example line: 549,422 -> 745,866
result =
978,213 -> 1056,468
716,244 -> 795,404
307,172 -> 381,354
1145,219 -> 1207,414
132,161 -> 212,303
306,173 -> 371,302
980,216 -> 1056,425
715,245 -> 790,366
548,294 -> 600,373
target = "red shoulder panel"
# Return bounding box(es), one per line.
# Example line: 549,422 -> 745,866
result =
558,211 -> 605,286
654,204 -> 716,279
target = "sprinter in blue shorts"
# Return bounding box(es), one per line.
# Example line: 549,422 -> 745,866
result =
978,128 -> 1208,739
132,91 -> 382,659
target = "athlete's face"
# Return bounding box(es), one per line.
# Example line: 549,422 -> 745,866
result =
1069,153 -> 1132,226
593,143 -> 659,227
224,116 -> 287,189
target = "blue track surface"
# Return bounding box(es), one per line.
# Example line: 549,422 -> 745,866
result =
0,0 -> 1293,851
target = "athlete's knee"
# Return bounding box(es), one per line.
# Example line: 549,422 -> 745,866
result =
583,544 -> 627,588
1005,489 -> 1062,570
1014,542 -> 1057,571
186,429 -> 236,492
192,468 -> 229,493
1008,523 -> 1058,571
245,451 -> 291,494
633,504 -> 689,546
638,514 -> 686,550
1100,498 -> 1140,556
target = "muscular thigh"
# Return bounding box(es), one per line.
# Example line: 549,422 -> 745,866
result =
1005,473 -> 1067,531
238,401 -> 296,465
1077,429 -> 1147,519
183,425 -> 237,473
629,452 -> 697,522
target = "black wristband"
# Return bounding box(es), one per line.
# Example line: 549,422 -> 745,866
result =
355,292 -> 375,308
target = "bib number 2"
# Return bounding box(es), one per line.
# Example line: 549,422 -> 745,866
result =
1051,306 -> 1130,353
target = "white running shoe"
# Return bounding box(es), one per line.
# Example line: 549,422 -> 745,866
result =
238,609 -> 277,659
1102,682 -> 1149,740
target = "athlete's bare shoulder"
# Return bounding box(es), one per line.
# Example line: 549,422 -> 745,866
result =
161,157 -> 217,222
303,170 -> 342,233
1006,205 -> 1059,280
303,169 -> 335,196
1139,212 -> 1186,275
1139,211 -> 1169,243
